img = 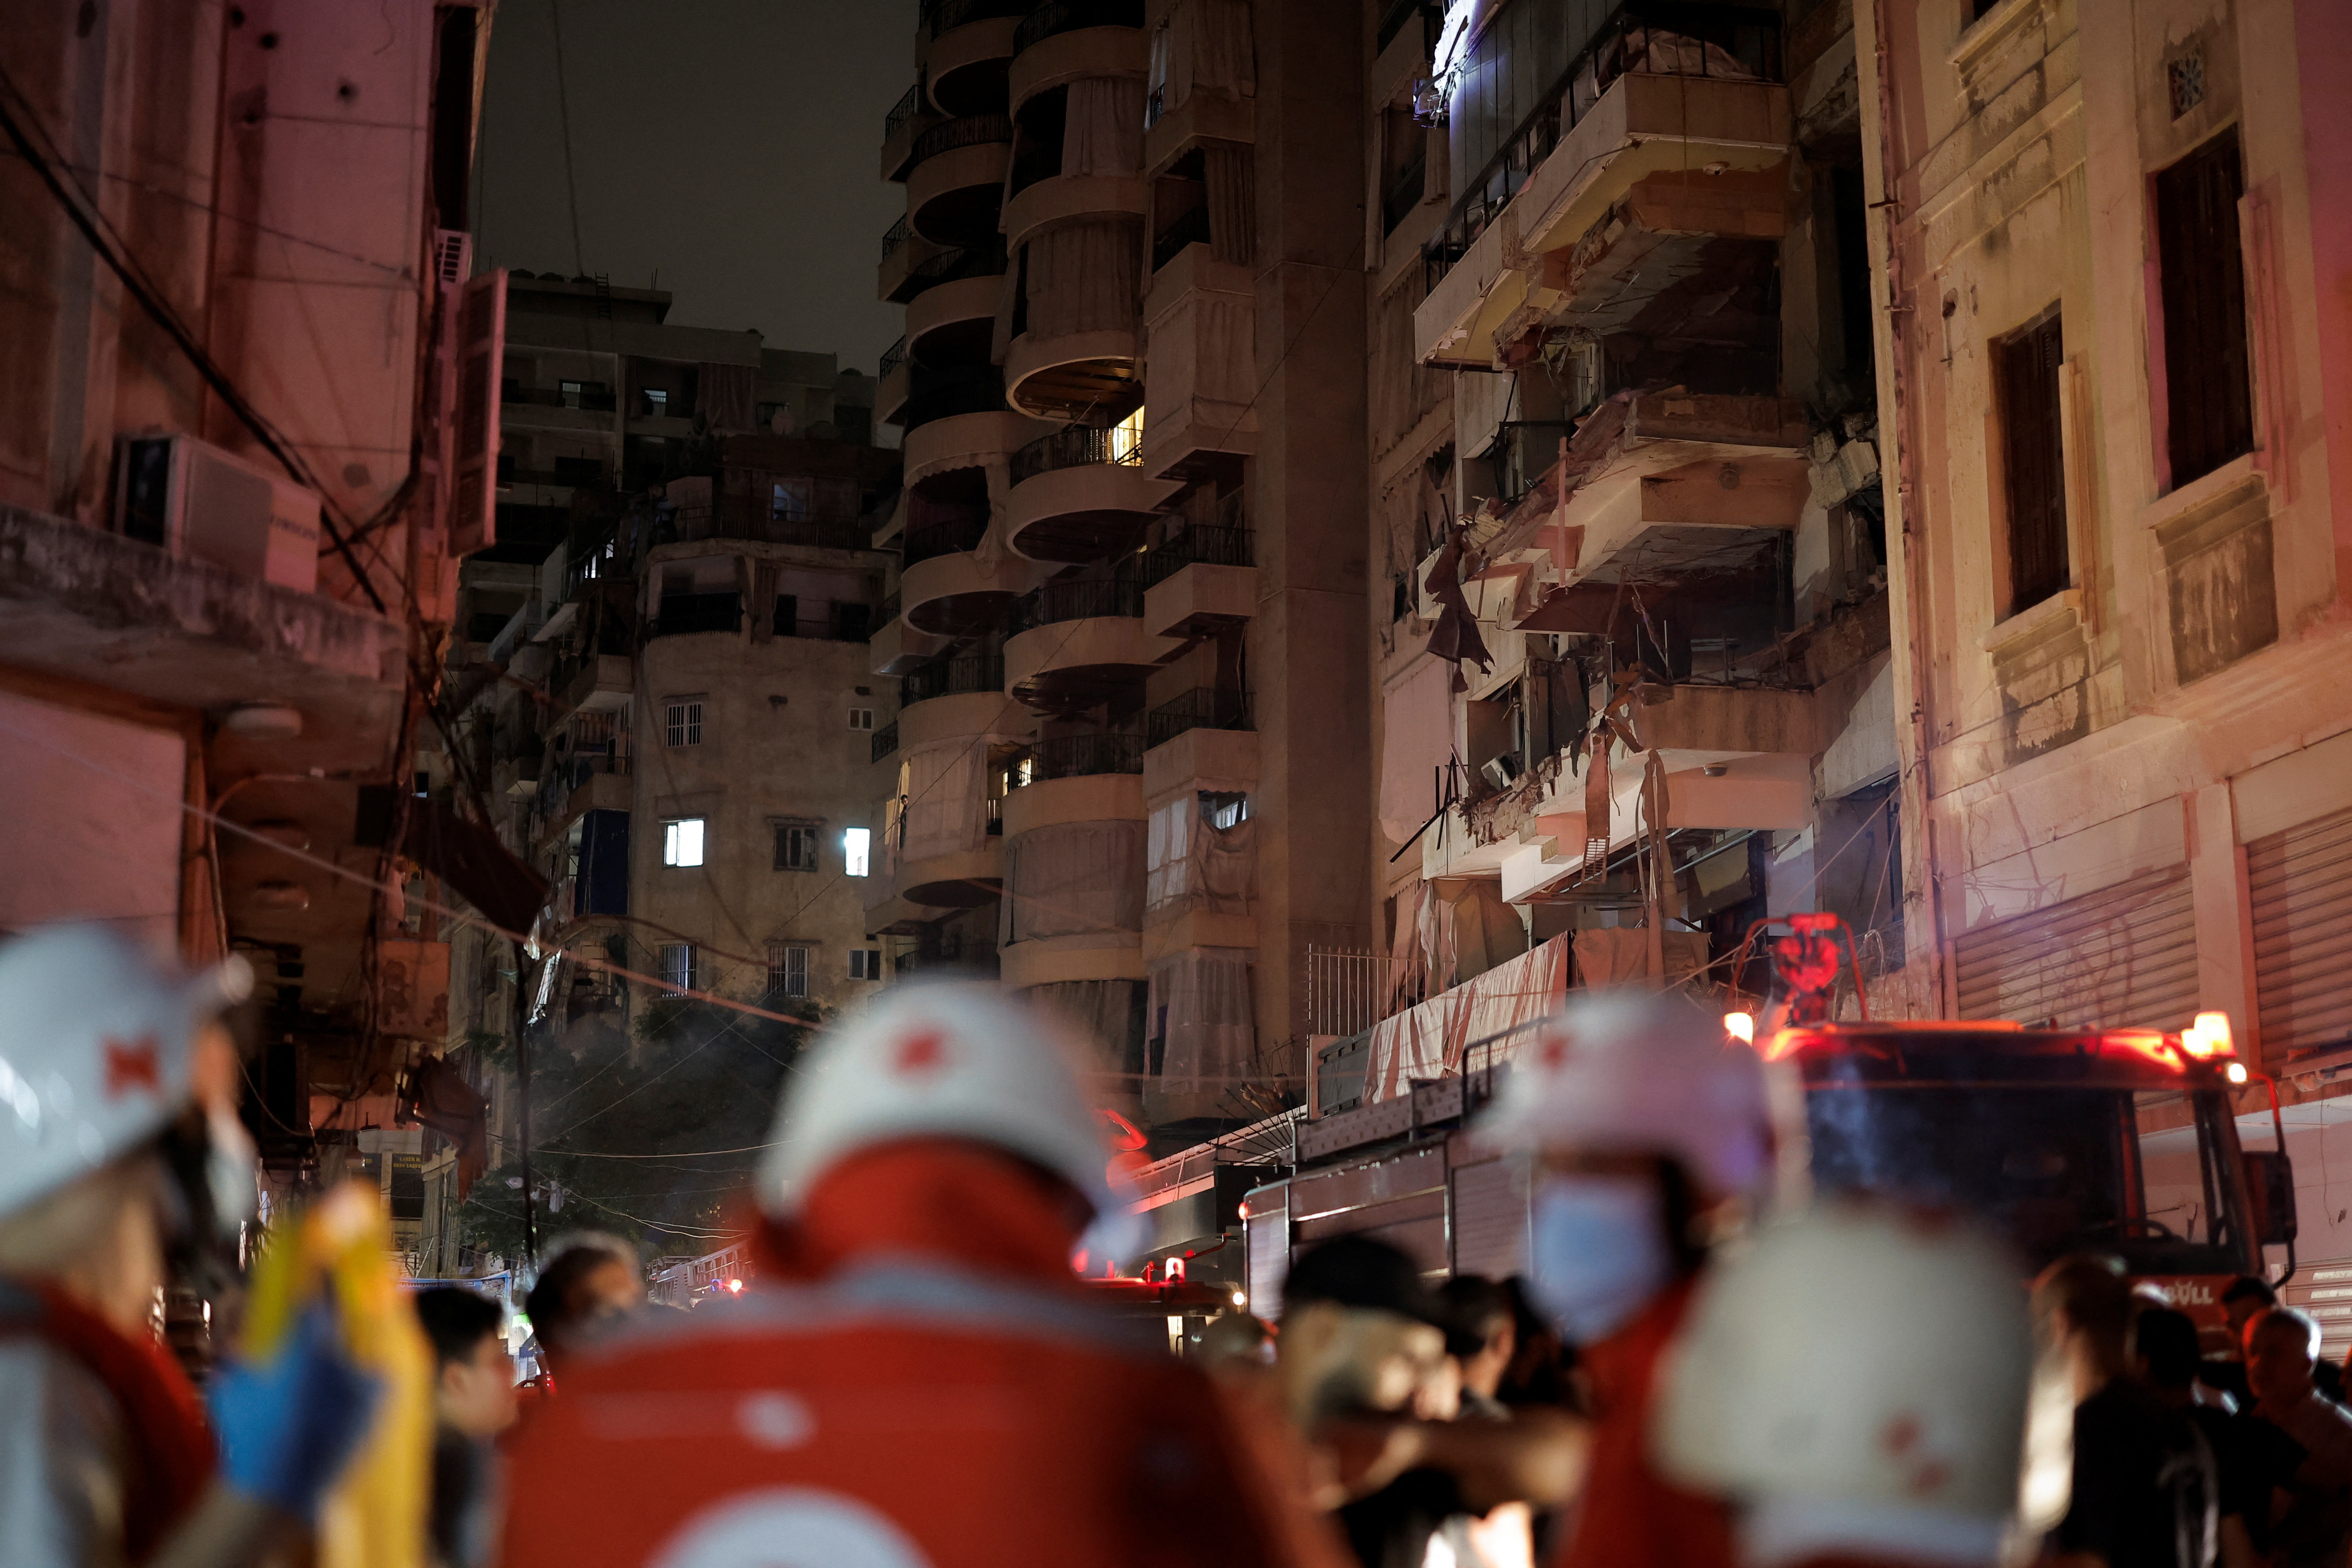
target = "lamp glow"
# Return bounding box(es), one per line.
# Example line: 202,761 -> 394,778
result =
1723,1012 -> 1756,1045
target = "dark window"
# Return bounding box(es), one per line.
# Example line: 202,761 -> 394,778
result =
775,824 -> 819,872
849,948 -> 882,980
833,601 -> 872,642
773,593 -> 798,637
552,455 -> 603,486
428,7 -> 480,231
1831,164 -> 1877,396
1993,310 -> 2069,614
2154,129 -> 2252,487
388,1158 -> 426,1222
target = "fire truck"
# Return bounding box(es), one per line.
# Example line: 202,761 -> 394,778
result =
1228,916 -> 2300,1346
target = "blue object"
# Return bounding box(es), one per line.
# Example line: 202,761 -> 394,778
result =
208,1302 -> 384,1520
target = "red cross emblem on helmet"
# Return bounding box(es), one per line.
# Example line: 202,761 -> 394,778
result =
891,1029 -> 947,1076
103,1036 -> 162,1099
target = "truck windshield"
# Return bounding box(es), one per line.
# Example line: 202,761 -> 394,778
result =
1804,1083 -> 2246,1274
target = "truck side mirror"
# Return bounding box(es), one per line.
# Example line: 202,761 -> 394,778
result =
2246,1150 -> 2298,1246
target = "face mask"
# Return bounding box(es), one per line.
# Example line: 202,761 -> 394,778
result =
1528,1174 -> 1672,1344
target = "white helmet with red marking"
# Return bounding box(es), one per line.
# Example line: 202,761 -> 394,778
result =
0,924 -> 253,1219
755,981 -> 1127,1225
1653,1200 -> 2033,1566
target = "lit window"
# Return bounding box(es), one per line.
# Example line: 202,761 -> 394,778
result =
664,699 -> 703,747
849,948 -> 882,980
1201,791 -> 1250,830
645,387 -> 669,416
848,707 -> 875,731
767,942 -> 809,999
774,823 -> 819,872
658,943 -> 696,995
560,379 -> 583,409
1108,405 -> 1145,464
662,818 -> 705,867
843,827 -> 871,878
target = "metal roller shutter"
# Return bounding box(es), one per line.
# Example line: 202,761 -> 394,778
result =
1953,866 -> 2199,1030
2250,805 -> 2352,1058
1244,1184 -> 1290,1320
1450,1157 -> 1530,1282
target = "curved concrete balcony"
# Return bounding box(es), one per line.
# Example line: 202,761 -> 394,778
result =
866,608 -> 949,677
1007,433 -> 1166,562
1003,170 -> 1147,254
1004,598 -> 1175,712
907,124 -> 1012,249
999,930 -> 1145,987
905,273 -> 1002,370
903,409 -> 1033,487
898,842 -> 1005,910
926,8 -> 1021,117
902,546 -> 1047,638
1000,766 -> 1144,837
898,686 -> 1027,751
1009,13 -> 1146,116
1006,325 -> 1142,423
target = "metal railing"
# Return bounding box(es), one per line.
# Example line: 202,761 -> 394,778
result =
879,589 -> 902,624
884,80 -> 926,140
901,364 -> 1008,433
1014,731 -> 1146,784
1422,2 -> 1783,293
1009,423 -> 1144,485
1305,946 -> 1414,1039
652,593 -> 741,638
1014,0 -> 1143,53
903,652 -> 1005,704
909,112 -> 1013,169
900,511 -> 989,568
871,721 -> 900,763
1011,575 -> 1142,633
928,0 -> 1028,39
1141,523 -> 1255,588
1146,686 -> 1252,748
879,336 -> 908,379
902,238 -> 1009,303
672,496 -> 872,552
882,215 -> 912,261
1487,419 -> 1582,507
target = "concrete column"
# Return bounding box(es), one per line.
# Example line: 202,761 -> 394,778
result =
2187,783 -> 2261,1062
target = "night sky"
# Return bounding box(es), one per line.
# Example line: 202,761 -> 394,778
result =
471,1 -> 916,382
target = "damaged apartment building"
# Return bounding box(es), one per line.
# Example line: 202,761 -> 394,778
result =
1355,0 -> 1905,1068
869,0 -> 1373,1149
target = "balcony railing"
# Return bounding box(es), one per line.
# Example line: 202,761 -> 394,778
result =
882,215 -> 912,261
901,511 -> 989,568
1014,0 -> 1144,54
871,720 -> 900,763
880,336 -> 908,379
903,652 -> 1005,703
902,364 -> 1009,432
903,237 -> 1010,302
879,589 -> 902,623
884,80 -> 926,140
1146,687 -> 1252,748
1012,731 -> 1146,784
1009,423 -> 1145,485
1423,2 -> 1783,293
653,593 -> 742,638
1141,523 -> 1256,588
910,113 -> 1014,170
928,0 -> 1028,39
1011,575 -> 1143,633
672,496 -> 872,552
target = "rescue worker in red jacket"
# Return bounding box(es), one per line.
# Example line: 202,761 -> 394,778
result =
500,981 -> 1353,1568
1475,987 -> 1776,1568
1653,1200 -> 2035,1568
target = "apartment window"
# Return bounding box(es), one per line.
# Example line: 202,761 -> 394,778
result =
767,942 -> 809,999
775,823 -> 820,872
644,387 -> 670,416
560,379 -> 583,409
843,826 -> 872,878
664,698 -> 704,747
1201,791 -> 1251,830
849,948 -> 882,981
848,707 -> 875,731
658,942 -> 697,995
1993,310 -> 2069,615
2154,128 -> 2252,487
662,817 -> 706,868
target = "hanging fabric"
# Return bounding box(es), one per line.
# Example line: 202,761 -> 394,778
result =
699,363 -> 757,434
1063,77 -> 1144,177
1203,146 -> 1256,266
1167,0 -> 1256,107
1378,660 -> 1454,844
1026,978 -> 1146,1076
900,742 -> 988,862
1000,820 -> 1148,945
1148,947 -> 1255,1093
991,241 -> 1025,364
1026,217 -> 1144,339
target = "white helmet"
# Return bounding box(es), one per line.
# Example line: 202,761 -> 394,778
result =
1653,1201 -> 2032,1568
1479,987 -> 1771,1199
755,982 -> 1126,1225
0,925 -> 253,1220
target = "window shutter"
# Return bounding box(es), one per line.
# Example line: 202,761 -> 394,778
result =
451,269 -> 507,557
2249,805 -> 2352,1059
1953,867 -> 2199,1031
1997,312 -> 2068,611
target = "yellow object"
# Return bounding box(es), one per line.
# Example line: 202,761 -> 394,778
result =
242,1179 -> 432,1568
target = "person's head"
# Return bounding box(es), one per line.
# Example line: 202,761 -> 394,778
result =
0,927 -> 254,1333
1657,1201 -> 2032,1568
754,983 -> 1132,1264
1479,990 -> 1770,1343
2131,1306 -> 2204,1404
1195,1310 -> 1273,1374
2222,1275 -> 2278,1349
2031,1253 -> 2134,1396
413,1286 -> 517,1438
1496,1275 -> 1572,1407
2246,1306 -> 2322,1409
1277,1236 -> 1456,1429
1439,1275 -> 1516,1402
524,1234 -> 643,1370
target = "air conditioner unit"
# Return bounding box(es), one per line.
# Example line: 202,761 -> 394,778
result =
113,433 -> 322,593
1481,753 -> 1523,792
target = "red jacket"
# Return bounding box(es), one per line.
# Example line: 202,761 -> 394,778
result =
1553,1277 -> 1736,1568
501,1141 -> 1348,1568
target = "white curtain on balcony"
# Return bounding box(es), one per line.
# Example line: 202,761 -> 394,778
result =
899,741 -> 989,862
1026,217 -> 1143,339
1203,146 -> 1255,266
1167,0 -> 1256,107
999,820 -> 1147,945
1366,933 -> 1568,1103
1378,657 -> 1454,845
1149,946 -> 1255,1093
1145,292 -> 1254,431
699,363 -> 757,433
1027,977 -> 1145,1075
1146,800 -> 1256,915
1064,77 -> 1144,177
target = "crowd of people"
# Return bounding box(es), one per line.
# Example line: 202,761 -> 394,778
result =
5,923 -> 2352,1568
